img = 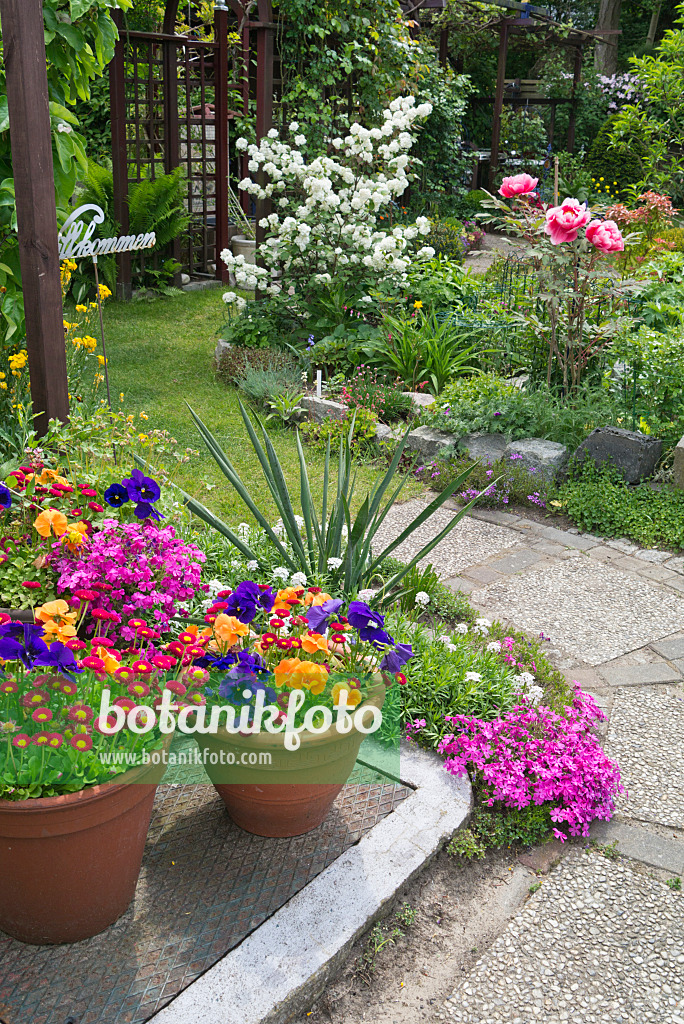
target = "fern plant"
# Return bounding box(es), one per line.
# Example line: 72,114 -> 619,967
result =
65,161 -> 191,300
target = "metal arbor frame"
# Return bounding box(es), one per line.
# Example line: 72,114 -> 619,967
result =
109,0 -> 274,297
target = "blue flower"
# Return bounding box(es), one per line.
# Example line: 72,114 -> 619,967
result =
32,640 -> 82,679
104,483 -> 129,508
348,601 -> 385,632
380,643 -> 413,673
122,468 -> 161,504
133,501 -> 164,521
0,484 -> 11,511
0,622 -> 49,669
305,598 -> 343,633
225,581 -> 275,623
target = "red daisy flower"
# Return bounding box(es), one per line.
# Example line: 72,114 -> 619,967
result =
70,734 -> 93,751
31,707 -> 53,724
68,703 -> 94,724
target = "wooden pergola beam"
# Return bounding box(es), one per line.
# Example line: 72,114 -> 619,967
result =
0,0 -> 68,435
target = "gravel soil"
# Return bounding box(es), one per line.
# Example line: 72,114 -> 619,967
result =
293,848 -> 535,1024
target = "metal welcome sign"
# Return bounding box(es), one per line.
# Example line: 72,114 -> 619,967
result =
58,204 -> 156,260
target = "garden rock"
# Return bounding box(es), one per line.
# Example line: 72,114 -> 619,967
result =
375,423 -> 399,443
402,391 -> 435,411
300,396 -> 347,422
405,426 -> 455,460
674,434 -> 684,490
504,438 -> 569,480
458,432 -> 507,465
214,339 -> 232,367
573,426 -> 662,484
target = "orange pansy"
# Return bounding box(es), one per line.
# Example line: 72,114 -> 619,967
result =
34,508 -> 68,538
213,614 -> 249,649
300,631 -> 329,655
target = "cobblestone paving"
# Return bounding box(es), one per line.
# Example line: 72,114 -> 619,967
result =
442,851 -> 684,1024
412,506 -> 684,1024
606,685 -> 684,829
371,499 -> 519,577
471,559 -> 684,665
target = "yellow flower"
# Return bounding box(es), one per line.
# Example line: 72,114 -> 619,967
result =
75,304 -> 87,314
599,177 -> 604,181
0,382 -> 6,390
61,522 -> 89,553
82,336 -> 97,352
331,682 -> 362,707
139,412 -> 148,420
274,658 -> 329,694
413,300 -> 423,309
98,284 -> 112,300
98,355 -> 105,366
8,351 -> 27,370
120,393 -> 124,402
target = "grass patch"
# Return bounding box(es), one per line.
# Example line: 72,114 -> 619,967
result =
100,289 -> 421,525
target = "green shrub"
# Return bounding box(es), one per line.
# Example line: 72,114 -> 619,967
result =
216,345 -> 298,385
309,323 -> 379,377
587,117 -> 644,197
234,359 -> 303,408
555,460 -> 684,550
299,406 -> 378,453
384,618 -> 520,749
447,805 -> 554,859
221,296 -> 301,350
427,218 -> 467,260
407,254 -> 482,312
427,376 -> 622,450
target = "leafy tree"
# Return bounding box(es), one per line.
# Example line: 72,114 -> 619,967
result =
609,1 -> 684,196
0,0 -> 131,346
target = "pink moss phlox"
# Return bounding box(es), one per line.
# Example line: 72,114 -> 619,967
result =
437,689 -> 624,838
48,519 -> 205,639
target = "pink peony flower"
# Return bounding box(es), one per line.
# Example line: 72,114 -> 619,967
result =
498,173 -> 538,198
585,219 -> 624,254
544,197 -> 591,244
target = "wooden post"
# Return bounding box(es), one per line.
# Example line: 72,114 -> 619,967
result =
110,10 -> 133,300
439,26 -> 449,68
566,45 -> 583,154
214,6 -> 231,283
489,21 -> 510,190
254,21 -> 274,251
1,0 -> 69,433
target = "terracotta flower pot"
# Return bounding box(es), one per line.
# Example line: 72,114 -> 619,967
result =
195,679 -> 387,838
0,746 -> 168,945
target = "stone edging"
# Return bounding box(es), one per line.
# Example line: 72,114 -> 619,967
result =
149,743 -> 471,1024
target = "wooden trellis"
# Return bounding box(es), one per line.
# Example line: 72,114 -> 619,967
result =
110,0 -> 275,296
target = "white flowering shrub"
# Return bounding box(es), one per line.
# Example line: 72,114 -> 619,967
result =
221,96 -> 435,303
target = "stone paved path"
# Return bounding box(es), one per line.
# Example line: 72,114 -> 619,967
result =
377,498 -> 684,1023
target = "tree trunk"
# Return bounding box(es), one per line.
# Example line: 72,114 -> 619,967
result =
646,1 -> 662,47
594,0 -> 622,77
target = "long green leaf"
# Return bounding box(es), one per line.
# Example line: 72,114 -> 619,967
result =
367,462 -> 478,575
186,405 -> 297,569
375,493 -> 483,607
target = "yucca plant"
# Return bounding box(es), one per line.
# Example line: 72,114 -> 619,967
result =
180,401 -> 481,606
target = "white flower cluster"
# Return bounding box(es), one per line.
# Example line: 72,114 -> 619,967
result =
513,671 -> 544,706
222,290 -> 247,312
222,96 -> 433,297
414,591 -> 430,607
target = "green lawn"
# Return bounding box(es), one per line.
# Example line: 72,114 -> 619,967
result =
100,286 -> 422,526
